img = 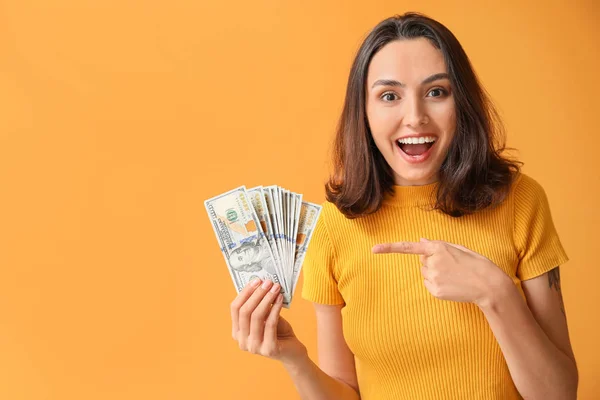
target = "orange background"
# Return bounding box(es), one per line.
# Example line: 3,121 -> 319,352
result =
1,1 -> 598,399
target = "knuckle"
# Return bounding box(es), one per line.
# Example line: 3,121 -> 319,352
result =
263,345 -> 277,358
239,306 -> 251,319
247,341 -> 260,354
251,313 -> 264,325
265,318 -> 277,330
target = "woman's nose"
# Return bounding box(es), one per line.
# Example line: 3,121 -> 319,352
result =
403,97 -> 429,128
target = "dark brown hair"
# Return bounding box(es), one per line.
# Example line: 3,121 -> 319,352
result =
325,12 -> 522,218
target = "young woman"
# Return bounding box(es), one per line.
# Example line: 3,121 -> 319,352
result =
229,12 -> 578,400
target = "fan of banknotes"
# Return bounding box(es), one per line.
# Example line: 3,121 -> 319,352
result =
205,186 -> 322,308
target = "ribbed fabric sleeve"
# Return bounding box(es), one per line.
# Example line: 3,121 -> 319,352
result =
513,173 -> 569,280
301,206 -> 344,305
298,172 -> 569,400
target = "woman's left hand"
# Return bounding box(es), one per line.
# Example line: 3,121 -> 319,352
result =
372,238 -> 511,307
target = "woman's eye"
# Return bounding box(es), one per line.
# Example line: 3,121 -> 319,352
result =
428,88 -> 446,97
381,92 -> 398,102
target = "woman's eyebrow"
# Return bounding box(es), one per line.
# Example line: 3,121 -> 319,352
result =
371,72 -> 450,89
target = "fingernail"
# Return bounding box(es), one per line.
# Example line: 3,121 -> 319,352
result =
277,293 -> 283,303
261,280 -> 272,289
250,278 -> 261,287
270,283 -> 280,293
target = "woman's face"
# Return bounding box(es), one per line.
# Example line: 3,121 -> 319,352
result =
366,38 -> 456,186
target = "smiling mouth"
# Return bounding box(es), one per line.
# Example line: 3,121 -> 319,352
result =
396,140 -> 436,156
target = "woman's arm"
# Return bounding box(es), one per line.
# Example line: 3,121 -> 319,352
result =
230,279 -> 359,400
283,303 -> 360,400
479,267 -> 578,400
283,353 -> 360,400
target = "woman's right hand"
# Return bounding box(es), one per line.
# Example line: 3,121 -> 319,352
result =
230,278 -> 307,364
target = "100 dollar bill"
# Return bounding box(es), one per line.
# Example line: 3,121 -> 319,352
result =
204,186 -> 291,307
291,201 -> 322,297
246,186 -> 287,294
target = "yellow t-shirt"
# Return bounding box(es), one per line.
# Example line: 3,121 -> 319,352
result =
301,172 -> 569,400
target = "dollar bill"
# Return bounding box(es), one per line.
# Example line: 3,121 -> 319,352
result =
266,185 -> 287,281
288,191 -> 302,286
204,186 -> 290,307
292,193 -> 303,278
290,201 -> 322,297
247,186 -> 288,295
283,189 -> 291,280
263,187 -> 285,287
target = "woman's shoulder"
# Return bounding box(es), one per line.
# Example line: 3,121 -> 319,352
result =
322,199 -> 341,211
314,201 -> 345,236
313,200 -> 368,244
506,172 -> 563,231
318,200 -> 373,228
512,171 -> 542,189
318,200 -> 347,222
509,171 -> 550,204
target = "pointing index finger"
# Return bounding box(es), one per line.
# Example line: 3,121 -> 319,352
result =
372,241 -> 433,256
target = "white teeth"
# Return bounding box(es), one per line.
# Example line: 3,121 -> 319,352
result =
397,136 -> 437,145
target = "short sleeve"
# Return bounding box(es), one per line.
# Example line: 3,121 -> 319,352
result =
513,174 -> 569,281
300,204 -> 345,305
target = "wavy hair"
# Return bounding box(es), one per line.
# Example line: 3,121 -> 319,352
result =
325,12 -> 522,218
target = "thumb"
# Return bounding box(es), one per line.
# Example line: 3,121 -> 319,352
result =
420,237 -> 430,242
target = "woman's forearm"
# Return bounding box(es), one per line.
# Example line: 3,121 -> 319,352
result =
479,279 -> 578,400
282,352 -> 360,400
